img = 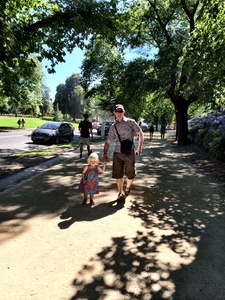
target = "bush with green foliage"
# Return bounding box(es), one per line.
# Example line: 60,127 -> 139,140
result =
52,104 -> 63,121
188,111 -> 225,160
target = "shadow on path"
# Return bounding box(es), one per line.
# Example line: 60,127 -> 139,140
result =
68,136 -> 225,300
58,200 -> 125,229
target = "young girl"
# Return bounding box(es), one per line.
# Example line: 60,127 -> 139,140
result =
78,152 -> 107,205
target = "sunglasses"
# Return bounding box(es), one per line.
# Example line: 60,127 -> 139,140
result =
115,110 -> 123,113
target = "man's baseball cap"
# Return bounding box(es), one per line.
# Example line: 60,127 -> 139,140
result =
114,104 -> 125,112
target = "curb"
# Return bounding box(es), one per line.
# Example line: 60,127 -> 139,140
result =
0,150 -> 79,194
0,141 -> 105,194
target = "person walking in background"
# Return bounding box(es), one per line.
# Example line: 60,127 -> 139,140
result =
17,119 -> 21,128
149,122 -> 154,140
78,152 -> 107,206
160,123 -> 166,139
103,104 -> 144,202
78,113 -> 93,159
21,118 -> 25,128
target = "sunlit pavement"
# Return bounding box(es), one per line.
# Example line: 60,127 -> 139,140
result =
0,131 -> 225,300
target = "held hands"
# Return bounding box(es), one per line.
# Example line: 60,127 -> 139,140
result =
103,153 -> 109,163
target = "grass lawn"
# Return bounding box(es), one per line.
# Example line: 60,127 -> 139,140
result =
0,116 -> 78,129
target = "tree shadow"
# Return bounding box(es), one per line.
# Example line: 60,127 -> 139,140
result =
1,136 -> 225,299
0,158 -> 115,244
69,198 -> 225,299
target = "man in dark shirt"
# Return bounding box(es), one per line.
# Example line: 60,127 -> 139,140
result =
78,113 -> 93,158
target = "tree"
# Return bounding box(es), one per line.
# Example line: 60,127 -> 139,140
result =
81,1 -> 222,143
41,85 -> 53,117
54,73 -> 84,120
81,39 -> 125,112
183,0 -> 225,102
0,0 -> 118,100
117,57 -> 155,121
0,55 -> 43,116
113,0 -> 205,144
144,92 -> 175,128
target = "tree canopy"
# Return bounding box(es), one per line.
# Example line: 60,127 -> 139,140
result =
0,0 -> 118,99
81,0 -> 225,144
1,0 -> 225,144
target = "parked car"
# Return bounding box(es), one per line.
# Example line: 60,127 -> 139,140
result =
97,121 -> 114,136
92,122 -> 100,130
139,121 -> 149,132
31,121 -> 74,144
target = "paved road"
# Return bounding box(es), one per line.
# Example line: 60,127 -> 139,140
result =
0,133 -> 224,300
0,129 -> 98,156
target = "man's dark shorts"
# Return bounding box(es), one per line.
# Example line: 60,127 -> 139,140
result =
112,151 -> 136,179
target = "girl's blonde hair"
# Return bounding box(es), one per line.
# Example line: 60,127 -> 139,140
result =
87,152 -> 100,164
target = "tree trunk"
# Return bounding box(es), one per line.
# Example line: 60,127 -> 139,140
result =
175,97 -> 190,145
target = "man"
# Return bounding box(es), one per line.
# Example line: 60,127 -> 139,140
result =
103,104 -> 144,201
78,113 -> 93,158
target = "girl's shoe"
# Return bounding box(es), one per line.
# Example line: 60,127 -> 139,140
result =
90,200 -> 95,206
82,199 -> 87,205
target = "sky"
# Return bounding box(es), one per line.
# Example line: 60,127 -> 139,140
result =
42,48 -> 84,100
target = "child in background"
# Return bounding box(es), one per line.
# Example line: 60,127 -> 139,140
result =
78,152 -> 107,206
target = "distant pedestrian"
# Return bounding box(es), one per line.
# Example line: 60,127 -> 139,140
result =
78,113 -> 93,159
17,119 -> 21,128
78,152 -> 107,206
149,122 -> 154,140
21,118 -> 25,128
160,123 -> 166,139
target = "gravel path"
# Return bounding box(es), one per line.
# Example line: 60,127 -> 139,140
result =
0,132 -> 224,300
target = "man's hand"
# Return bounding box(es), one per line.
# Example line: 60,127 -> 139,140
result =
103,153 -> 109,163
135,148 -> 142,156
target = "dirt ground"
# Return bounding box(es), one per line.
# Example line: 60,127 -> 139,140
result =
0,155 -> 56,179
0,132 -> 225,300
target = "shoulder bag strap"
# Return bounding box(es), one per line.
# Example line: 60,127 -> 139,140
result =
114,124 -> 122,142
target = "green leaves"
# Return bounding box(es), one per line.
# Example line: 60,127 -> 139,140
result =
0,0 -> 119,99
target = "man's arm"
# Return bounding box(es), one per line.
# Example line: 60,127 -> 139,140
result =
90,128 -> 94,139
135,129 -> 144,156
103,139 -> 110,162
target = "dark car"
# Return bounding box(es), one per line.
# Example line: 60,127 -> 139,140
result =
97,121 -> 114,136
31,121 -> 74,144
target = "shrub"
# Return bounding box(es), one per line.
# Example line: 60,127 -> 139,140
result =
189,111 -> 225,160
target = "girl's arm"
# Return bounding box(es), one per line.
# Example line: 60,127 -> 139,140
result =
98,162 -> 107,173
82,165 -> 88,182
